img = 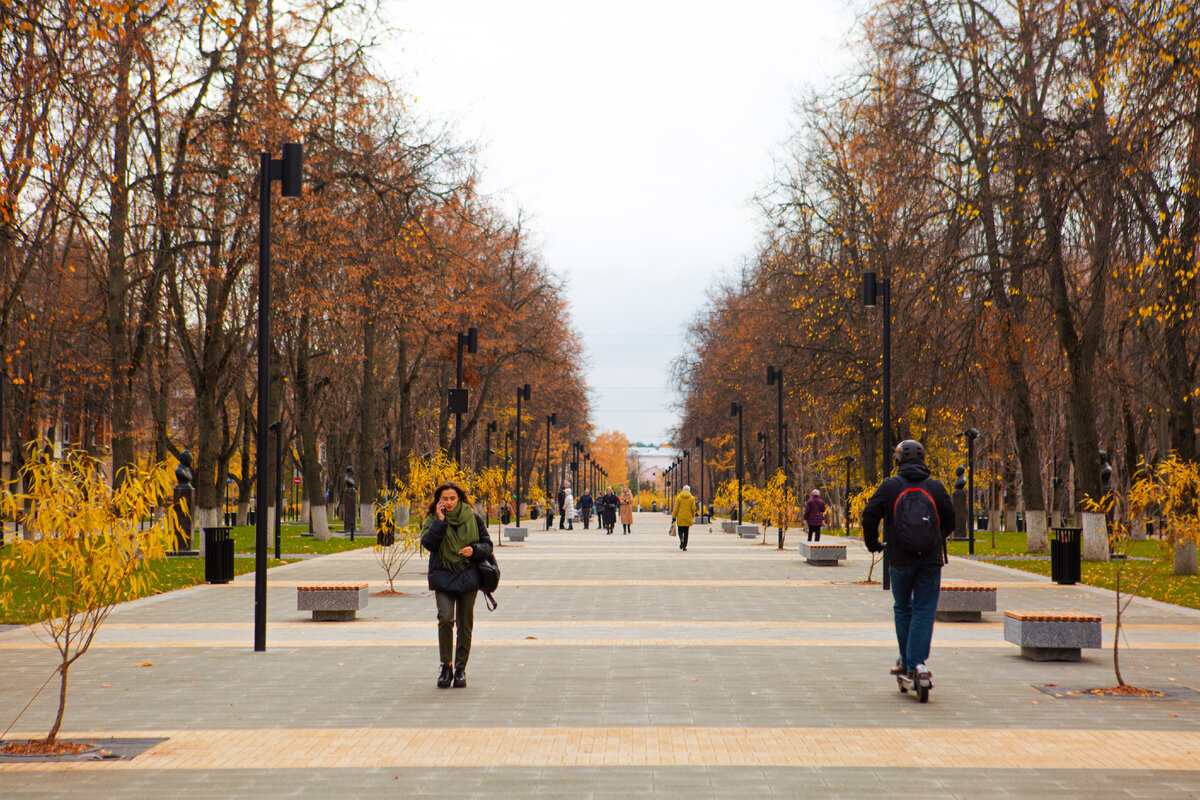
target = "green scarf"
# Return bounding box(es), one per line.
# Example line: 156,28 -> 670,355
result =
426,501 -> 479,572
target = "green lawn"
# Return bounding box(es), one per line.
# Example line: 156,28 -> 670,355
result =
227,525 -> 374,555
1,556 -> 292,625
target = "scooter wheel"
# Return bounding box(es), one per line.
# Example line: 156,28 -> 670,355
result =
897,677 -> 907,694
916,683 -> 930,703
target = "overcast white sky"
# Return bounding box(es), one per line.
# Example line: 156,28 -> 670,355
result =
380,1 -> 860,443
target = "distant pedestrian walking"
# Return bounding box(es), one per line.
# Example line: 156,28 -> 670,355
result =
578,491 -> 594,529
420,481 -> 493,689
804,490 -> 828,542
562,487 -> 575,530
557,486 -> 567,529
600,486 -> 619,534
619,487 -> 634,534
672,484 -> 696,551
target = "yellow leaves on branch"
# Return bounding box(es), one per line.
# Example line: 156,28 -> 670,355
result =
0,442 -> 180,638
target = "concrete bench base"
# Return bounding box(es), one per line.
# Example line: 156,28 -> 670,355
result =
799,542 -> 846,565
737,524 -> 760,539
505,527 -> 528,542
936,581 -> 997,622
298,583 -> 369,621
1004,610 -> 1101,661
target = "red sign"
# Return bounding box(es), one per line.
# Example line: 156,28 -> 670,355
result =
293,477 -> 302,485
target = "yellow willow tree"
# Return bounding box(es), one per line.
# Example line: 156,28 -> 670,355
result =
756,470 -> 796,548
0,445 -> 178,748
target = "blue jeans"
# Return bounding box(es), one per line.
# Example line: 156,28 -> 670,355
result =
889,563 -> 941,671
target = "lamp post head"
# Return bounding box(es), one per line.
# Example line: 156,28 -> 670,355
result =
767,365 -> 778,385
520,384 -> 531,401
695,436 -> 702,447
466,326 -> 479,354
488,421 -> 497,433
730,402 -> 740,417
861,271 -> 878,307
281,142 -> 303,197
382,442 -> 391,453
549,412 -> 557,426
269,420 -> 281,433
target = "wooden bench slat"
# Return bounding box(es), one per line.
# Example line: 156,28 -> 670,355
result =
298,583 -> 369,591
1004,610 -> 1100,622
941,581 -> 996,592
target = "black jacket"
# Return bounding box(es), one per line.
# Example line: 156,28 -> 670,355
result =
578,494 -> 594,511
861,462 -> 955,567
421,512 -> 494,594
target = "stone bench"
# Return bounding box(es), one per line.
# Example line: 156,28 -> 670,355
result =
936,580 -> 997,621
297,583 -> 369,621
504,526 -> 528,542
721,521 -> 737,533
737,524 -> 759,539
799,542 -> 846,566
1003,610 -> 1101,661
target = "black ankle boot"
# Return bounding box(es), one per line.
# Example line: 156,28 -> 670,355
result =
437,664 -> 453,689
452,667 -> 466,688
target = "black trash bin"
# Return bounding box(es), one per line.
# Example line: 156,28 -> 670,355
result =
1050,527 -> 1081,585
204,527 -> 235,584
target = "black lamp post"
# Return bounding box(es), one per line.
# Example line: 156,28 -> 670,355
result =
269,420 -> 282,561
958,428 -> 980,555
255,141 -> 302,653
451,327 -> 479,467
861,272 -> 892,479
730,401 -> 744,523
695,436 -> 705,517
863,271 -> 892,591
545,413 -> 557,530
844,455 -> 855,533
767,365 -> 784,477
515,383 -> 530,526
684,449 -> 691,489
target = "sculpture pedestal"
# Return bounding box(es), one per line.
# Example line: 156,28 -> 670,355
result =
171,486 -> 197,554
951,491 -> 968,540
342,490 -> 358,533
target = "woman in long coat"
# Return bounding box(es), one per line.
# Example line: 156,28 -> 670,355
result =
599,487 -> 619,534
619,487 -> 634,534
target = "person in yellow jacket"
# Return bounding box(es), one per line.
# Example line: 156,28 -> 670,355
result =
672,485 -> 696,551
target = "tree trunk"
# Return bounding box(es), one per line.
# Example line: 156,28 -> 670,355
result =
295,313 -> 329,540
356,314 -> 377,536
106,23 -> 135,489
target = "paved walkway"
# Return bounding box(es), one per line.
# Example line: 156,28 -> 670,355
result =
2,512 -> 1199,798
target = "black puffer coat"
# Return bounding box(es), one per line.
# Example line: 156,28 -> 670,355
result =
420,512 -> 494,594
861,461 -> 955,567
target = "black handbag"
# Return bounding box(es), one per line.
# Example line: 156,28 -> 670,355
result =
477,553 -> 500,610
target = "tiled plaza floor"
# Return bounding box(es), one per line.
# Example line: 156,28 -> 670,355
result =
1,513 -> 1198,798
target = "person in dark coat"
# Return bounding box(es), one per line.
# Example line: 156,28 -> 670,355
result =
556,486 -> 568,530
578,491 -> 594,528
600,486 -> 619,534
420,481 -> 493,689
803,489 -> 828,542
861,440 -> 955,689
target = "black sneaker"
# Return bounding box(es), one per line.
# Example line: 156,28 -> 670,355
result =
452,668 -> 466,688
437,664 -> 453,688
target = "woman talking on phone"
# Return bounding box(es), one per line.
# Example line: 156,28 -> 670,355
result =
420,481 -> 493,689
